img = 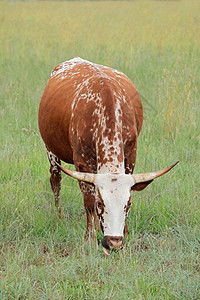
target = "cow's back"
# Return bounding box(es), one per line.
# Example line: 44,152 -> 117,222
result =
38,57 -> 143,167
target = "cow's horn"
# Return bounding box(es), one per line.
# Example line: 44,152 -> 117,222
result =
55,161 -> 96,183
132,161 -> 179,184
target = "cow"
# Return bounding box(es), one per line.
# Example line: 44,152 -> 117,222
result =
38,57 -> 178,254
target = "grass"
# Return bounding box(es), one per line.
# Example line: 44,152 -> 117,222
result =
0,0 -> 200,299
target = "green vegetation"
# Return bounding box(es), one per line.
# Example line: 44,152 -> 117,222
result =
0,1 -> 199,299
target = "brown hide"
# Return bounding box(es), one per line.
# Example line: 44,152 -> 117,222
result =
39,58 -> 143,174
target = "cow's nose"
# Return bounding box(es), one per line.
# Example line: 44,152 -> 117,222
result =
110,237 -> 123,249
102,236 -> 123,250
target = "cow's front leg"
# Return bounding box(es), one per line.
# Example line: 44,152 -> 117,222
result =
47,150 -> 64,219
79,182 -> 99,247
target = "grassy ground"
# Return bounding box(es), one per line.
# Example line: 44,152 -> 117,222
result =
0,1 -> 200,299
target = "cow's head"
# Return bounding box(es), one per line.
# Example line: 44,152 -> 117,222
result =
55,161 -> 179,253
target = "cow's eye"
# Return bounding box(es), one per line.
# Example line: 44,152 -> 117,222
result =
128,202 -> 131,208
97,201 -> 102,208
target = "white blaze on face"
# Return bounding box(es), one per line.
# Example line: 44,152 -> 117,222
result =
95,174 -> 134,237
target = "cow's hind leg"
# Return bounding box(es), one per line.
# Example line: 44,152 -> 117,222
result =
47,150 -> 64,218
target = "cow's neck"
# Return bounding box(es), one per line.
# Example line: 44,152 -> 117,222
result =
96,138 -> 125,174
95,92 -> 125,174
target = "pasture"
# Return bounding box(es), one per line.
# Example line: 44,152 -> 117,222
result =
0,0 -> 199,299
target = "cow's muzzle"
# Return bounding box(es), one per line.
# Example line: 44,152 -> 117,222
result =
102,236 -> 123,250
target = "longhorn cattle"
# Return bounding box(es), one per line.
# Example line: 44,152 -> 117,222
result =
38,57 -> 178,253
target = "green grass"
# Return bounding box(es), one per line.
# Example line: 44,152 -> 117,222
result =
0,1 -> 200,299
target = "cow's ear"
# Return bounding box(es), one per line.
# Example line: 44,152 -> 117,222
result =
131,180 -> 153,191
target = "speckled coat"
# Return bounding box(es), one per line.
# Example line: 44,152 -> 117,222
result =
38,57 -> 143,243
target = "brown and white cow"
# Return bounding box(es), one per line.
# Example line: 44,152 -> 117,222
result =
38,57 -> 178,253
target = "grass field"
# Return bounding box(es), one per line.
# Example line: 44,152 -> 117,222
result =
0,1 -> 200,299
